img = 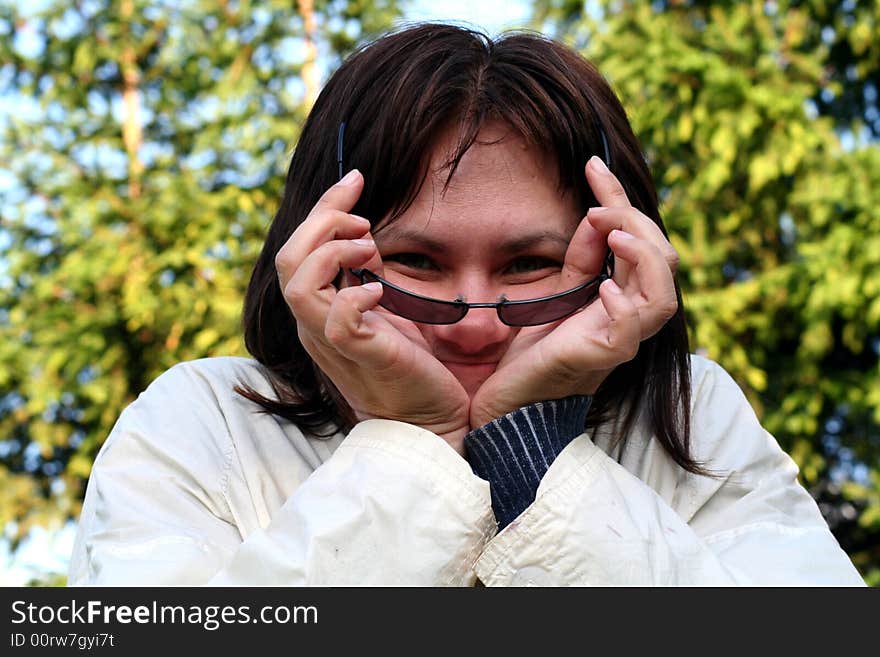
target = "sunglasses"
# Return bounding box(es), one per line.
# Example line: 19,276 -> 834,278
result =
350,252 -> 614,326
337,108 -> 616,326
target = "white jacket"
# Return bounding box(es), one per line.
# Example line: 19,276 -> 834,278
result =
68,354 -> 864,586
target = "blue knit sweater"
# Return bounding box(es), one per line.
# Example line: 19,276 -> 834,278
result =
464,396 -> 591,530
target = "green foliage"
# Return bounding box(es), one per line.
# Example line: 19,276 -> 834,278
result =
3,0 -> 877,586
0,0 -> 400,571
534,0 -> 880,582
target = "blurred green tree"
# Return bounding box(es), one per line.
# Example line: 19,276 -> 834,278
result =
534,0 -> 880,583
0,0 -> 401,572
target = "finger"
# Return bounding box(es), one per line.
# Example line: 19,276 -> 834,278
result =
325,284 -> 408,377
312,168 -> 364,217
324,281 -> 385,348
277,212 -> 371,285
584,156 -> 631,208
340,249 -> 385,289
283,237 -> 377,327
560,214 -> 607,290
275,170 -> 368,284
588,212 -> 632,289
586,206 -> 679,274
596,278 -> 641,364
607,230 -> 678,339
583,156 -> 636,286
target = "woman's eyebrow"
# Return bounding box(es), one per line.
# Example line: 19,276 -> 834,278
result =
373,227 -> 447,253
374,227 -> 571,254
498,231 -> 571,254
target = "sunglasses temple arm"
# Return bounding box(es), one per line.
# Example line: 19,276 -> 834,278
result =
337,122 -> 346,181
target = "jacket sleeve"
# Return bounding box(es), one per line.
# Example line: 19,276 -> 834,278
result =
68,363 -> 494,586
472,359 -> 865,586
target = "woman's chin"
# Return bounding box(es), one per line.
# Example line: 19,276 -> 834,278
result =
442,361 -> 498,398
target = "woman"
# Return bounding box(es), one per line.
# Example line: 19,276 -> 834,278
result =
68,24 -> 863,585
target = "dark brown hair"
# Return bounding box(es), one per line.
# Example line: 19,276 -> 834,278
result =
236,23 -> 706,475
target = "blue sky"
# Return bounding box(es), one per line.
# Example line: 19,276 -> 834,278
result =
407,0 -> 531,33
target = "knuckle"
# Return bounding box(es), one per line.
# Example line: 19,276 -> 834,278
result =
274,248 -> 291,274
305,203 -> 333,226
282,278 -> 309,307
626,207 -> 643,221
311,239 -> 343,264
611,185 -> 628,200
659,292 -> 679,320
628,304 -> 642,324
624,340 -> 639,361
310,239 -> 332,258
645,239 -> 665,259
338,209 -> 362,223
324,290 -> 363,345
324,318 -> 346,346
321,209 -> 347,226
307,199 -> 337,225
665,246 -> 680,271
611,326 -> 640,359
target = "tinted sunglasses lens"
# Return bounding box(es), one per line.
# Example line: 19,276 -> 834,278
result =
360,271 -> 466,324
499,279 -> 602,326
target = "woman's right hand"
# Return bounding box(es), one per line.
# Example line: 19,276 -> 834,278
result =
275,170 -> 472,453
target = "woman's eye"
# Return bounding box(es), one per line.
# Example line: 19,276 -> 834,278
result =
383,253 -> 438,271
505,256 -> 561,276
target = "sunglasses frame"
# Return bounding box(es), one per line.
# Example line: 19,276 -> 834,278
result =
349,250 -> 614,326
337,99 -> 616,326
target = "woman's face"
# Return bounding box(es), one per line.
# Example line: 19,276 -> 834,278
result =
369,122 -> 598,398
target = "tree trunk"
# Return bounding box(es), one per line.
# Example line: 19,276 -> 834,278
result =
120,0 -> 143,199
299,0 -> 320,109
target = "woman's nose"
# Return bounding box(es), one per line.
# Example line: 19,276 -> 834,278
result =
428,278 -> 514,356
430,307 -> 513,356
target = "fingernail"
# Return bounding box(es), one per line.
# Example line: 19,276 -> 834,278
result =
340,169 -> 361,185
352,237 -> 374,247
351,214 -> 371,227
588,206 -> 608,215
363,282 -> 382,293
606,279 -> 623,294
589,156 -> 610,174
611,229 -> 634,240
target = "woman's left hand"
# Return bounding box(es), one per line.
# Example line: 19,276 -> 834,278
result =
468,157 -> 680,429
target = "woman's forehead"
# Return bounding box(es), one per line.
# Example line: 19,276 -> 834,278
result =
428,122 -> 559,186
374,126 -> 580,243
374,221 -> 575,253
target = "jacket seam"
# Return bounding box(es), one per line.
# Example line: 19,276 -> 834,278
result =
178,361 -> 239,528
444,511 -> 497,586
217,427 -> 237,529
702,519 -> 830,546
